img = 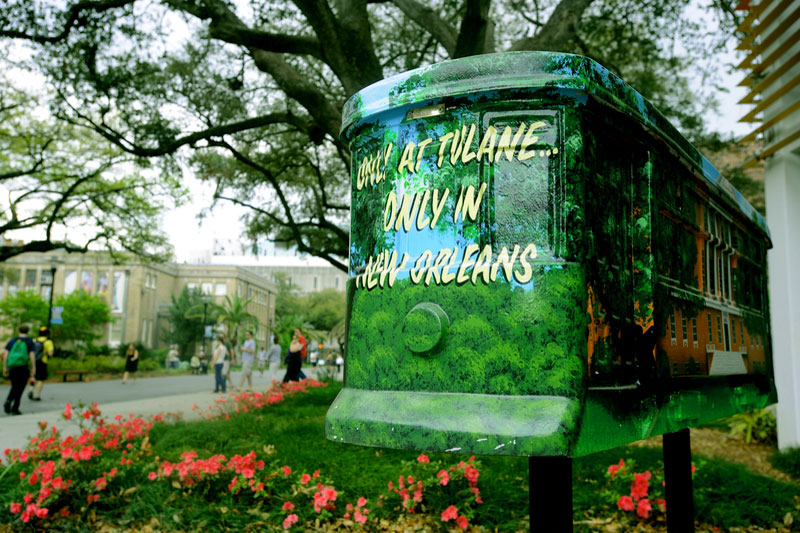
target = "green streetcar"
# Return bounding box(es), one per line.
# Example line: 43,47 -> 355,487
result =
325,52 -> 774,458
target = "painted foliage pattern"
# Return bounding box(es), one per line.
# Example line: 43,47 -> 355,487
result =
326,52 -> 775,458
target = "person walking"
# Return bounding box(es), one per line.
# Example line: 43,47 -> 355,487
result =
3,325 -> 36,415
211,335 -> 228,393
266,338 -> 282,381
295,328 -> 308,380
28,326 -> 54,402
282,331 -> 303,383
121,343 -> 139,384
237,330 -> 256,391
257,344 -> 268,376
219,332 -> 234,390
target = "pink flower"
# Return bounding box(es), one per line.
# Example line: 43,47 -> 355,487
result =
312,469 -> 320,479
282,501 -> 295,511
10,502 -> 21,514
464,465 -> 479,485
636,498 -> 652,519
63,403 -> 72,420
148,472 -> 157,481
441,505 -> 458,522
300,473 -> 311,485
354,508 -> 367,524
417,454 -> 430,463
437,469 -> 450,486
357,497 -> 367,507
655,498 -> 666,512
388,481 -> 394,490
283,513 -> 298,530
281,465 -> 291,477
617,495 -> 634,511
456,515 -> 469,529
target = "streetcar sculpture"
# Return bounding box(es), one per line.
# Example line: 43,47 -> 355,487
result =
325,52 -> 774,457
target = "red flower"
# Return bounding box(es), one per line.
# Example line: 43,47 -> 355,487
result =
300,473 -> 311,485
282,513 -> 298,529
312,469 -> 320,479
441,505 -> 458,522
464,465 -> 479,485
357,497 -> 367,507
636,499 -> 652,519
148,472 -> 157,481
281,465 -> 291,477
437,470 -> 449,486
10,502 -> 21,514
282,501 -> 295,511
417,454 -> 430,463
630,472 -> 650,501
63,404 -> 72,420
608,458 -> 625,477
655,498 -> 666,512
617,495 -> 634,511
456,515 -> 469,530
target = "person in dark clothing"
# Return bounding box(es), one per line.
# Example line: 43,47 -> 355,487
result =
282,331 -> 304,383
3,325 -> 36,415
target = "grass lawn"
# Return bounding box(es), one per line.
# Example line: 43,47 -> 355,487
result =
2,381 -> 798,531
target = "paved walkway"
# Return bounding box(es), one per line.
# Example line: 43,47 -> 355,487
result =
1,367 -> 339,454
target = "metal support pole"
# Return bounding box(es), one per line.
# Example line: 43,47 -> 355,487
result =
529,456 -> 572,533
663,428 -> 694,532
202,302 -> 208,355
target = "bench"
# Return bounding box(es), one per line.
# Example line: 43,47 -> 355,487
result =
55,370 -> 86,382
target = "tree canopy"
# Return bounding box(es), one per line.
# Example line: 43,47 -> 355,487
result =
0,0 -> 746,270
0,65 -> 186,262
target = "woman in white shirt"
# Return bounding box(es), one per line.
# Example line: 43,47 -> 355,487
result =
211,335 -> 228,393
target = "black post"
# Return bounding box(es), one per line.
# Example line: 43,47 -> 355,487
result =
529,456 -> 572,533
663,428 -> 694,532
202,302 -> 208,355
46,266 -> 56,325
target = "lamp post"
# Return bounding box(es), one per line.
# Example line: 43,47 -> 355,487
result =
202,300 -> 208,356
46,261 -> 57,325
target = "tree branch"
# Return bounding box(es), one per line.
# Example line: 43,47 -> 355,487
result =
0,0 -> 135,44
509,0 -> 596,52
390,0 -> 457,56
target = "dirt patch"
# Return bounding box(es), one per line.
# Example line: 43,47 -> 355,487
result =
629,427 -> 795,484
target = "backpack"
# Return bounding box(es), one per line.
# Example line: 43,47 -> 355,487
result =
7,338 -> 29,367
33,341 -> 45,362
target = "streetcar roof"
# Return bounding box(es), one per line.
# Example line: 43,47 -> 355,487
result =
342,52 -> 770,240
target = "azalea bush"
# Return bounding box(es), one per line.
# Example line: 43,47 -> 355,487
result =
0,379 -> 327,529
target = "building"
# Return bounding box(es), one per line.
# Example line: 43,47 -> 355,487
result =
0,251 -> 277,349
208,254 -> 348,295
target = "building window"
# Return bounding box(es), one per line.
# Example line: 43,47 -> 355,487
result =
215,283 -> 227,296
64,270 -> 77,294
692,318 -> 698,346
707,313 -> 713,345
201,282 -> 212,295
187,282 -> 197,291
98,272 -> 109,294
24,269 -> 37,289
681,317 -> 688,347
716,314 -> 722,345
740,322 -> 745,346
731,318 -> 737,345
112,272 -> 126,313
82,270 -> 93,293
669,313 -> 677,344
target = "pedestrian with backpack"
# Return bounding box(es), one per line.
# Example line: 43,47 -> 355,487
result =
28,327 -> 54,402
3,325 -> 36,415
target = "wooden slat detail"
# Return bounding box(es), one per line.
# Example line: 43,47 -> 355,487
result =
738,24 -> 800,74
740,70 -> 800,122
740,48 -> 800,103
740,99 -> 800,144
758,127 -> 800,160
737,0 -> 792,50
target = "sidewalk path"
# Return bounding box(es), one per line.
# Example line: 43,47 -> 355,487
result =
1,367 -> 339,454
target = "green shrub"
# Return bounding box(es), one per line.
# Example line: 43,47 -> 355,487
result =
728,408 -> 777,445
